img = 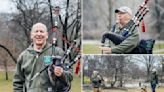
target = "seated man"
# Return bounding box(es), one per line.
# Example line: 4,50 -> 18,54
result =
100,6 -> 139,54
100,6 -> 155,54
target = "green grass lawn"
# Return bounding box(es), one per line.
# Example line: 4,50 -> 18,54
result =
153,43 -> 164,54
153,44 -> 164,50
71,75 -> 81,92
83,87 -> 164,92
0,71 -> 81,92
0,71 -> 14,92
83,43 -> 164,54
83,44 -> 101,54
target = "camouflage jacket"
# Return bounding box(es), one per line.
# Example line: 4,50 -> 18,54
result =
91,74 -> 102,88
13,43 -> 73,92
109,20 -> 140,53
150,72 -> 158,85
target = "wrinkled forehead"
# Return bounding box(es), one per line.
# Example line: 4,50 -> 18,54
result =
31,23 -> 47,32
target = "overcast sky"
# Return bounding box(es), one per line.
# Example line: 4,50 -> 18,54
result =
0,0 -> 16,13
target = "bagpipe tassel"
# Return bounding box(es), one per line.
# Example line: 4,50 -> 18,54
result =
75,59 -> 80,75
141,20 -> 146,32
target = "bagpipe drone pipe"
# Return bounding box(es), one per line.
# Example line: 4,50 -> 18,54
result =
30,40 -> 81,92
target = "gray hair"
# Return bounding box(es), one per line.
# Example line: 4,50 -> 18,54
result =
31,23 -> 47,32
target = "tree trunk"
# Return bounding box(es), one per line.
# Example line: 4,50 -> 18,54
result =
119,66 -> 123,87
111,68 -> 118,88
107,0 -> 112,29
3,60 -> 8,80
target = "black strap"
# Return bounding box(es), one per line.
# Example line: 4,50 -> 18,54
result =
111,24 -> 129,38
111,24 -> 116,33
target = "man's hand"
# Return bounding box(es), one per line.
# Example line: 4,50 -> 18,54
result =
53,65 -> 63,77
99,47 -> 112,54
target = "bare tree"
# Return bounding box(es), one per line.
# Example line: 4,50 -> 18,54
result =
10,0 -> 49,48
49,0 -> 81,60
159,55 -> 164,79
130,55 -> 159,81
148,0 -> 164,43
0,17 -> 17,80
0,40 -> 17,80
10,0 -> 81,61
83,55 -> 127,88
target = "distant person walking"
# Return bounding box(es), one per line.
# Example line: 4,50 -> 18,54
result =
91,71 -> 103,92
150,68 -> 158,92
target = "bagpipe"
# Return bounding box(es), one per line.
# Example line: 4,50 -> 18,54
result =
29,40 -> 81,91
30,0 -> 81,92
47,0 -> 81,75
101,0 -> 155,54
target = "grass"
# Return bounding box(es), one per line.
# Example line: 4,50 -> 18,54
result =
153,44 -> 164,50
153,43 -> 164,54
0,71 -> 81,92
0,71 -> 14,92
83,76 -> 91,84
83,44 -> 101,54
71,75 -> 81,92
83,87 -> 164,92
83,43 -> 164,54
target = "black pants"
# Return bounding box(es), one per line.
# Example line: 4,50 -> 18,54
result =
101,32 -> 126,45
101,32 -> 155,54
